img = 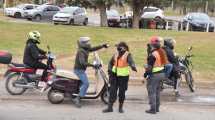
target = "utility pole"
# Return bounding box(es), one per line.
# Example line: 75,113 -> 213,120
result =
3,0 -> 7,14
205,1 -> 208,13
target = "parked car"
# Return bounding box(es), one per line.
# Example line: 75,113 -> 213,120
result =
141,7 -> 164,19
179,13 -> 215,32
106,9 -> 120,27
4,4 -> 39,18
53,6 -> 88,25
25,5 -> 60,21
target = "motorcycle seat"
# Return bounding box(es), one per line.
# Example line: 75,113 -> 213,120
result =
55,69 -> 79,80
11,63 -> 32,68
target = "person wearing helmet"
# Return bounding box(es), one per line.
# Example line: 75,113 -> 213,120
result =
163,38 -> 179,92
103,41 -> 137,113
23,31 -> 47,73
144,36 -> 168,114
73,37 -> 109,108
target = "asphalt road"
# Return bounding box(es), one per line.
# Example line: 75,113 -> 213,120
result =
0,78 -> 215,120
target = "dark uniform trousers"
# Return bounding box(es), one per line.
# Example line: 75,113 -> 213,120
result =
109,73 -> 129,104
147,72 -> 165,110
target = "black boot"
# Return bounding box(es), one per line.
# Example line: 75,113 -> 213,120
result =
103,103 -> 113,113
119,102 -> 124,113
156,106 -> 160,112
145,107 -> 156,114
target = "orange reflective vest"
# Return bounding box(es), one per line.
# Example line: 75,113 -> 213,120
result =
112,52 -> 129,76
152,48 -> 168,73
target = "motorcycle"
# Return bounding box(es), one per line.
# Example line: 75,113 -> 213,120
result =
161,46 -> 195,96
46,52 -> 110,104
4,46 -> 56,95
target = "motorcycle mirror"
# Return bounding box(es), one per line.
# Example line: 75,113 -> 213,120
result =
188,46 -> 193,51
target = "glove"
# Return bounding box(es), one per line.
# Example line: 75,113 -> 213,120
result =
93,64 -> 101,69
102,43 -> 109,48
143,72 -> 148,78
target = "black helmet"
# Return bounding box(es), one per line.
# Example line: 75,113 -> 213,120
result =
116,42 -> 129,53
164,38 -> 176,50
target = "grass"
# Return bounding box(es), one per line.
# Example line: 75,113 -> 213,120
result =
0,20 -> 215,80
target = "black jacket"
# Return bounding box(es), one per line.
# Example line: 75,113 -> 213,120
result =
23,39 -> 46,67
163,46 -> 177,65
74,45 -> 104,71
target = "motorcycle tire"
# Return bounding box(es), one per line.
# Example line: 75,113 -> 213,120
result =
185,70 -> 195,92
47,89 -> 64,104
5,73 -> 27,95
100,88 -> 109,104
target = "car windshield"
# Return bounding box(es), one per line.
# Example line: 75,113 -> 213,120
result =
59,7 -> 77,13
107,10 -> 119,16
16,4 -> 25,9
191,14 -> 210,21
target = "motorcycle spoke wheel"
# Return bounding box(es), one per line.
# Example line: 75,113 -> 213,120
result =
5,73 -> 27,95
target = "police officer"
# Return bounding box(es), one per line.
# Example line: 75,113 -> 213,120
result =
103,42 -> 137,113
144,36 -> 168,114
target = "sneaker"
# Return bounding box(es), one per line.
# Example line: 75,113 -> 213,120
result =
145,109 -> 156,114
72,96 -> 81,108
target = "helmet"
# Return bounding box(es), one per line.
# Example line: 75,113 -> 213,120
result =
78,37 -> 91,49
164,38 -> 176,49
116,41 -> 129,52
149,36 -> 162,49
28,31 -> 41,44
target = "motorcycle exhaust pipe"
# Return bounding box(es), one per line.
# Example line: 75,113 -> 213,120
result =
14,83 -> 35,89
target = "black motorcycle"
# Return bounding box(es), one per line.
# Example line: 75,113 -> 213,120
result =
161,46 -> 195,96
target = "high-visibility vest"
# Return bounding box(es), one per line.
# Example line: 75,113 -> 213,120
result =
152,49 -> 168,73
112,52 -> 129,76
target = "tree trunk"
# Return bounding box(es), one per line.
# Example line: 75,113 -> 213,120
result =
132,6 -> 141,28
99,4 -> 107,27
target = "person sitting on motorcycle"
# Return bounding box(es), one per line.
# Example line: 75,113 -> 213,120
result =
103,41 -> 137,113
23,31 -> 47,81
163,38 -> 179,90
73,37 -> 109,108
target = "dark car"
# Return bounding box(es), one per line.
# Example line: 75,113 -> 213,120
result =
179,13 -> 215,32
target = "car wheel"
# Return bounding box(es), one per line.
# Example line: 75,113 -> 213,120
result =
83,18 -> 88,26
14,12 -> 21,18
54,22 -> 58,25
35,15 -> 41,21
69,19 -> 74,25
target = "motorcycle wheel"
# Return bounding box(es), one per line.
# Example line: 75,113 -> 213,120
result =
47,89 -> 64,104
100,88 -> 109,104
5,73 -> 27,95
185,70 -> 195,92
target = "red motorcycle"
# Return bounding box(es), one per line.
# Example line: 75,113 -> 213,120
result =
4,46 -> 56,95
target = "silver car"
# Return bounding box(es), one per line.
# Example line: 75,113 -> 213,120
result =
25,5 -> 60,21
4,4 -> 39,18
53,6 -> 88,25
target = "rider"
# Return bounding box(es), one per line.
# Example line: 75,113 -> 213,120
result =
103,42 -> 137,113
73,37 -> 109,108
23,31 -> 47,82
163,38 -> 179,91
144,36 -> 168,114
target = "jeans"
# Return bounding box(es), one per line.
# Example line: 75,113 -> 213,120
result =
165,64 -> 173,78
74,69 -> 89,97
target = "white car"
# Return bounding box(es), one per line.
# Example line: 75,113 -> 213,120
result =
4,4 -> 39,18
106,9 -> 121,27
141,7 -> 164,19
53,6 -> 88,25
123,7 -> 164,20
